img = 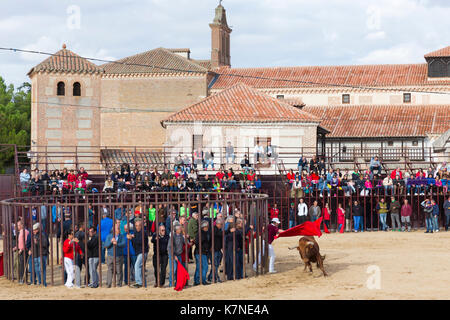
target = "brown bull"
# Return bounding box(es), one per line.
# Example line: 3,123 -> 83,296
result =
289,236 -> 327,276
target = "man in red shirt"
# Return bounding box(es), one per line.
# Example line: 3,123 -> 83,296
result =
63,230 -> 83,288
401,199 -> 412,232
267,218 -> 283,273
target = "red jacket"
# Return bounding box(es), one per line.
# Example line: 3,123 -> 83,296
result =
401,204 -> 412,217
270,208 -> 279,220
216,171 -> 225,180
67,173 -> 77,183
337,208 -> 345,225
322,208 -> 330,220
63,238 -> 83,260
75,179 -> 86,190
77,172 -> 89,181
391,170 -> 403,180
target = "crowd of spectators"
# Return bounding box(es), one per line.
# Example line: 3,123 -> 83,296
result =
287,157 -> 449,198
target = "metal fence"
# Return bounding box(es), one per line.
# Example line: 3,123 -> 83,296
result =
1,191 -> 269,288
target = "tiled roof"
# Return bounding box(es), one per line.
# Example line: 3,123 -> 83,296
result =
303,105 -> 450,138
424,46 -> 450,58
101,47 -> 208,74
211,63 -> 450,89
192,59 -> 212,70
163,82 -> 321,124
28,44 -> 103,75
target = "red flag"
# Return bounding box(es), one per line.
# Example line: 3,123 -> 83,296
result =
323,220 -> 330,234
274,220 -> 322,239
174,260 -> 190,292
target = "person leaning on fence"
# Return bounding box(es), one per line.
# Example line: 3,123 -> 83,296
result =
123,223 -> 136,286
376,198 -> 389,231
352,201 -> 364,232
74,222 -> 87,288
431,199 -> 440,233
308,200 -> 320,222
26,223 -> 49,286
87,227 -> 99,288
389,197 -> 402,231
14,220 -> 30,284
208,218 -> 224,283
345,202 -> 352,232
194,220 -> 211,286
421,198 -> 434,233
128,218 -> 149,288
105,221 -> 126,288
151,224 -> 169,287
401,199 -> 412,232
168,223 -> 185,287
63,229 -> 83,289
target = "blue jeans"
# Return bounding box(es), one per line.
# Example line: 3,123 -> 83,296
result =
446,214 -> 450,229
88,257 -> 99,287
134,253 -> 147,286
379,213 -> 388,230
289,220 -> 295,229
311,215 -> 318,222
203,160 -> 214,170
207,251 -> 223,282
168,254 -> 182,287
432,216 -> 439,231
194,254 -> 209,285
31,256 -> 47,286
425,217 -> 433,232
353,216 -> 362,231
123,255 -> 137,285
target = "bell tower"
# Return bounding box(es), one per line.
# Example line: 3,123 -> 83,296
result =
210,2 -> 232,69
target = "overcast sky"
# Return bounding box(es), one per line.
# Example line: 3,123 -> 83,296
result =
1,0 -> 449,87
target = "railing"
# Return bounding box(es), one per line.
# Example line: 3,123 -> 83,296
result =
15,145 -> 448,176
1,191 -> 269,288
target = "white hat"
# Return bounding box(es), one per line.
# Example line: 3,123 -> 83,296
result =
272,218 -> 280,224
33,223 -> 40,231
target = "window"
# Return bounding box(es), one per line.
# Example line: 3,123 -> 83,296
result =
192,135 -> 203,151
342,146 -> 347,153
57,82 -> 65,96
73,82 -> 81,96
412,140 -> 418,146
387,141 -> 394,146
428,59 -> 447,78
403,93 -> 411,103
276,95 -> 285,99
342,94 -> 350,104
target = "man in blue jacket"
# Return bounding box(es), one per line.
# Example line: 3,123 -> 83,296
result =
431,199 -> 440,233
104,220 -> 126,287
98,211 -> 113,264
122,223 -> 136,286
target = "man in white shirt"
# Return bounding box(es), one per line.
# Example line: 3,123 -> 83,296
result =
254,143 -> 263,165
297,198 -> 308,225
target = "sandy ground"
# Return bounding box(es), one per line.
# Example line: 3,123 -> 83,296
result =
1,231 -> 450,300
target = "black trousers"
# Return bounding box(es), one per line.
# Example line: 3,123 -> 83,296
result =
225,249 -> 243,280
18,251 -> 28,282
153,254 -> 168,286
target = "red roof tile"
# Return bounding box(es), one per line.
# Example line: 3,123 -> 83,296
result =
163,82 -> 321,124
211,63 -> 450,89
424,46 -> 450,58
28,45 -> 103,75
303,105 -> 450,138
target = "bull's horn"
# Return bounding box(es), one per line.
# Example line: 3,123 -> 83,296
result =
288,246 -> 299,250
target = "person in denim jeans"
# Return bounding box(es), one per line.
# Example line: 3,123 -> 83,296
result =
376,198 -> 389,231
431,200 -> 440,232
27,223 -> 49,286
128,219 -> 149,288
167,224 -> 185,287
208,219 -> 224,283
194,220 -> 211,286
87,227 -> 100,288
421,199 -> 434,233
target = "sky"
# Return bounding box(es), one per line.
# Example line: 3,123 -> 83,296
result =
0,0 -> 449,87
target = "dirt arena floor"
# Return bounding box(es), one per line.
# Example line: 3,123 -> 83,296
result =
1,231 -> 449,300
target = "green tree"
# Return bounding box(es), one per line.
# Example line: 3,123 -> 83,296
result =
0,76 -> 31,173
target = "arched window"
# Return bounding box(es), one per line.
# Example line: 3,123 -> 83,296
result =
73,82 -> 81,96
57,82 -> 65,96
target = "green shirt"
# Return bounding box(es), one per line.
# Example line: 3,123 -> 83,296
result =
148,208 -> 156,221
179,206 -> 190,218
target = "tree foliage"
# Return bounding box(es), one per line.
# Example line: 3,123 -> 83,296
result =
0,76 -> 31,173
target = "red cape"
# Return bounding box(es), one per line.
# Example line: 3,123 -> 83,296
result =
275,218 -> 322,239
174,260 -> 190,291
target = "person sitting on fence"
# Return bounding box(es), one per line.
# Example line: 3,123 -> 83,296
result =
103,177 -> 115,193
203,149 -> 215,170
225,141 -> 235,164
240,154 -> 251,171
182,155 -> 192,174
370,156 -> 382,175
19,168 -> 30,191
174,154 -> 184,173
